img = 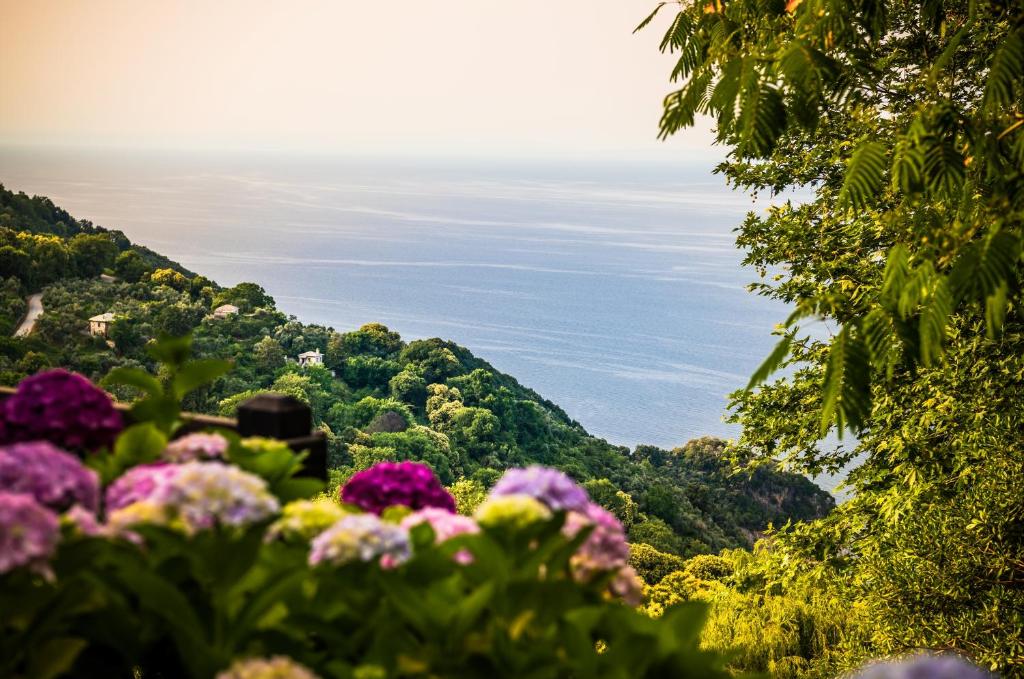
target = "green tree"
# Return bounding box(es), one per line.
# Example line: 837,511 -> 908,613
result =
114,250 -> 149,282
68,233 -> 118,277
252,336 -> 286,371
641,0 -> 1024,671
214,282 -> 274,311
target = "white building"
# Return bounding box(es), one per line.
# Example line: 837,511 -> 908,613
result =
89,313 -> 116,337
297,349 -> 324,368
212,304 -> 239,319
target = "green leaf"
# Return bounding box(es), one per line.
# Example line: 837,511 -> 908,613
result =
840,140 -> 887,211
820,325 -> 872,435
983,28 -> 1024,111
114,422 -> 168,467
171,358 -> 233,400
746,335 -> 793,390
633,3 -> 667,34
103,366 -> 163,398
919,277 -> 953,367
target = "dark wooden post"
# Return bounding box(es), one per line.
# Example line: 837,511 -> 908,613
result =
236,393 -> 327,480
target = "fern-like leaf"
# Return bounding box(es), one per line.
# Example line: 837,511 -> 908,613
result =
840,140 -> 887,211
634,3 -> 667,34
983,28 -> 1024,111
746,335 -> 793,391
919,277 -> 953,367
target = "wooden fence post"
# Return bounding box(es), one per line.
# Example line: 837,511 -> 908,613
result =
236,393 -> 327,480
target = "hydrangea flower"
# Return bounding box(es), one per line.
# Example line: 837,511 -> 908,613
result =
852,654 -> 991,679
474,494 -> 552,530
108,462 -> 279,535
216,656 -> 321,679
268,498 -> 350,541
490,466 -> 589,513
563,502 -> 630,577
610,565 -> 644,607
0,441 -> 99,512
163,432 -> 229,463
105,463 -> 180,511
309,513 -> 411,567
341,461 -> 455,515
1,369 -> 123,451
62,505 -> 104,537
401,507 -> 480,564
0,491 -> 60,575
401,507 -> 480,542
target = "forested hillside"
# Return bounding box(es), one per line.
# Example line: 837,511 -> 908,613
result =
0,183 -> 832,566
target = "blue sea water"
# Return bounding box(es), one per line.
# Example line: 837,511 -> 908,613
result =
0,147 -> 790,454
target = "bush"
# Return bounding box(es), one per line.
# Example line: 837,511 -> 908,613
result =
0,345 -> 731,678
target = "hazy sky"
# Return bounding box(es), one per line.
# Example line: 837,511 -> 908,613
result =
0,0 -> 716,158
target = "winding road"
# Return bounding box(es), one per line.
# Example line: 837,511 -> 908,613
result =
14,293 -> 43,337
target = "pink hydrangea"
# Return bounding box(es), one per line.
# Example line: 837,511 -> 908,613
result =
0,441 -> 99,512
401,507 -> 480,564
563,502 -> 630,576
163,432 -> 229,463
1,369 -> 123,451
341,462 -> 455,515
105,463 -> 180,511
0,491 -> 60,575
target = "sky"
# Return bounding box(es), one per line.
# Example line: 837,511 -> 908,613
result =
0,0 -> 718,159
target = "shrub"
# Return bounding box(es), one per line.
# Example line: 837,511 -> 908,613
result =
0,347 -> 731,678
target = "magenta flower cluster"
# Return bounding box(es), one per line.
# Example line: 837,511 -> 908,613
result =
0,370 -> 123,451
0,441 -> 99,512
0,492 -> 60,574
341,461 -> 456,515
490,465 -> 590,513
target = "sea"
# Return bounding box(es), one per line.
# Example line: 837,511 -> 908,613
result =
1,146 -> 807,473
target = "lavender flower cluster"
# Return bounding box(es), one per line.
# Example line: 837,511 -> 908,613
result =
0,440 -> 100,574
852,654 -> 991,679
107,461 -> 280,534
0,370 -> 123,452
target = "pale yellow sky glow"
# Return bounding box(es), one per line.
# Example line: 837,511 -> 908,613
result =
0,0 -> 716,157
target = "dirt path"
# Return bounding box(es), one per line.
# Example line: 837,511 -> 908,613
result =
14,293 -> 43,337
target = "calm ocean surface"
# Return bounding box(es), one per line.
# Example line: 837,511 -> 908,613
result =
0,147 -> 790,454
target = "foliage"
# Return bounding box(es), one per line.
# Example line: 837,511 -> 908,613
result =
1,185 -> 833,581
0,360 -> 735,678
641,1 -> 1024,673
640,0 -> 1024,433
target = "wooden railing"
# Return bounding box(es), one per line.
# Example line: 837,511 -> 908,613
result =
0,388 -> 327,479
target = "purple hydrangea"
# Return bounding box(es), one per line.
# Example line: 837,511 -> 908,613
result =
0,441 -> 100,512
490,466 -> 590,513
105,463 -> 180,511
163,432 -> 229,463
852,654 -> 991,679
1,370 -> 123,452
341,462 -> 456,515
0,491 -> 60,575
563,502 -> 630,576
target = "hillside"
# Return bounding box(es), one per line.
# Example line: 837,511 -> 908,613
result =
0,183 -> 834,564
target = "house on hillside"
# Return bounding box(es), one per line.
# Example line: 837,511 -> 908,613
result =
297,349 -> 324,368
89,313 -> 116,337
213,304 -> 239,319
